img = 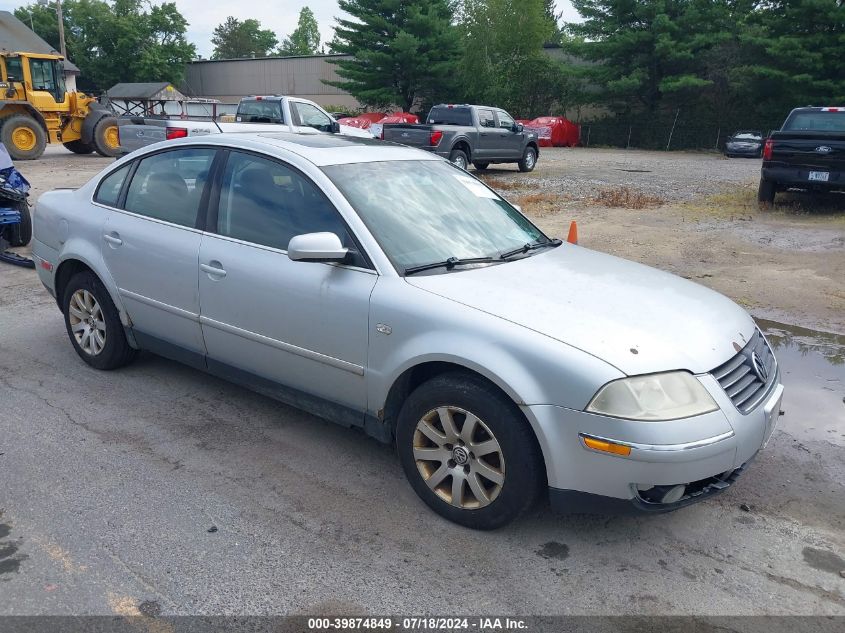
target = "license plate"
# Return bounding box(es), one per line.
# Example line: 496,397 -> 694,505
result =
809,171 -> 829,182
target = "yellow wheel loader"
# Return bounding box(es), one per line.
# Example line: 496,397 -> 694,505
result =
0,52 -> 120,160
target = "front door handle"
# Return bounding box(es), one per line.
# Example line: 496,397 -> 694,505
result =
200,261 -> 227,279
103,232 -> 122,247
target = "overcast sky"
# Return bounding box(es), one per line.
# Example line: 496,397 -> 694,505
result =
0,1 -> 582,59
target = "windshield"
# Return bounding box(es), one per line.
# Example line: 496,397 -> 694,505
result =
783,111 -> 845,132
323,160 -> 549,273
237,100 -> 284,124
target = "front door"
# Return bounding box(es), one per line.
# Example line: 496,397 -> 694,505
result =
495,110 -> 524,159
101,147 -> 217,356
198,150 -> 376,411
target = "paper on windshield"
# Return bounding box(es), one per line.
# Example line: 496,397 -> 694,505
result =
453,174 -> 499,198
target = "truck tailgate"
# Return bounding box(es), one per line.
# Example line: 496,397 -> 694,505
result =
771,132 -> 845,171
382,124 -> 435,147
117,118 -> 168,155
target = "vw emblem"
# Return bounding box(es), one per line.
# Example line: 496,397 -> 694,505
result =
751,351 -> 769,383
815,146 -> 832,154
452,446 -> 469,466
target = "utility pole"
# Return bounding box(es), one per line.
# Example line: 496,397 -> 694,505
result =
56,0 -> 66,59
37,0 -> 66,59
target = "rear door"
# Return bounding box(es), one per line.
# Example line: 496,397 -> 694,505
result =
100,147 -> 218,358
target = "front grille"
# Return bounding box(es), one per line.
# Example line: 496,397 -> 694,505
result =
711,329 -> 777,414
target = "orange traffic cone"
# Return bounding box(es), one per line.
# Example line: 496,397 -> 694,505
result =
566,220 -> 578,244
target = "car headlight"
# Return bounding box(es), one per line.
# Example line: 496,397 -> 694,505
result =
586,371 -> 718,421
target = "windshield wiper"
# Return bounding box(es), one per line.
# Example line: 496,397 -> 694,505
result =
499,238 -> 563,260
404,256 -> 498,276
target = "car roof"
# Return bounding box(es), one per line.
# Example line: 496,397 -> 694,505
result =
169,132 -> 442,167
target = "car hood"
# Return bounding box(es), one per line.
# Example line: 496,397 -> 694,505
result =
405,245 -> 756,376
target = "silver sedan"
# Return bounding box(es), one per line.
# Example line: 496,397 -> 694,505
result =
32,133 -> 784,529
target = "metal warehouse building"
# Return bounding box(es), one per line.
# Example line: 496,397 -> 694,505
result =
182,54 -> 360,109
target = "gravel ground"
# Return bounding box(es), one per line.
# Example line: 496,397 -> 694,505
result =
481,147 -> 764,202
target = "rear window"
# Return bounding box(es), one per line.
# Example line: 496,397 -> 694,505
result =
237,100 -> 284,124
94,164 -> 130,207
783,111 -> 845,132
427,107 -> 472,126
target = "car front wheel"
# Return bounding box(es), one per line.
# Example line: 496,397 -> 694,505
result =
62,271 -> 138,370
518,147 -> 537,172
396,372 -> 543,529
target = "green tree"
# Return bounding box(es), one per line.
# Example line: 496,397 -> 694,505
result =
457,0 -> 559,116
279,7 -> 321,56
740,0 -> 845,120
15,0 -> 195,92
327,0 -> 462,111
211,16 -> 278,59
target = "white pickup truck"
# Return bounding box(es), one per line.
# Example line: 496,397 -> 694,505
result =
117,95 -> 371,154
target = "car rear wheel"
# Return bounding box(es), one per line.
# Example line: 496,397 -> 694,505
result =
396,372 -> 543,530
518,147 -> 537,172
62,271 -> 137,370
449,149 -> 469,170
473,162 -> 490,171
758,178 -> 776,208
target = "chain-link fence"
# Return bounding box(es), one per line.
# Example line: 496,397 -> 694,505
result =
578,120 -> 783,151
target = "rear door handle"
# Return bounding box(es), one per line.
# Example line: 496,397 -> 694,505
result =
103,232 -> 122,247
200,262 -> 227,279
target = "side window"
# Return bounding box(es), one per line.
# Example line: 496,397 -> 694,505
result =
216,151 -> 355,254
29,59 -> 56,92
94,164 -> 131,207
5,57 -> 22,82
477,109 -> 495,128
497,111 -> 515,130
292,102 -> 333,132
124,148 -> 216,227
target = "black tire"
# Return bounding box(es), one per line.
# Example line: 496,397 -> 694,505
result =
1,114 -> 47,160
518,146 -> 537,173
396,372 -> 543,530
449,148 -> 469,170
758,178 -> 776,208
91,115 -> 121,157
63,140 -> 95,155
473,162 -> 490,171
62,271 -> 137,370
8,201 -> 31,247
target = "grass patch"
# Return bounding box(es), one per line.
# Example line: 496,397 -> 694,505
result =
591,186 -> 665,209
511,192 -> 567,217
687,185 -> 845,222
478,176 -> 526,192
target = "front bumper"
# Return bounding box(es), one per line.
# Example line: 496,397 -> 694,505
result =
524,376 -> 784,514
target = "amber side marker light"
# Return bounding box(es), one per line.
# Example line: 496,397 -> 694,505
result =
581,435 -> 632,457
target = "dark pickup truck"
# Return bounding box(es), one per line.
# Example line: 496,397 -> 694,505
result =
382,104 -> 540,172
759,106 -> 845,205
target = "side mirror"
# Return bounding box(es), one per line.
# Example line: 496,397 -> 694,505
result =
513,123 -> 524,133
288,232 -> 348,263
330,120 -> 341,134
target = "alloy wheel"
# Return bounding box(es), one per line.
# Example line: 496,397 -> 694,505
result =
68,289 -> 106,356
413,406 -> 505,509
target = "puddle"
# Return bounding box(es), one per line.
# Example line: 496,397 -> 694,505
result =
755,318 -> 845,446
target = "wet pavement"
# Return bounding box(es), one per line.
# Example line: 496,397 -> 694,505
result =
757,319 -> 845,447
